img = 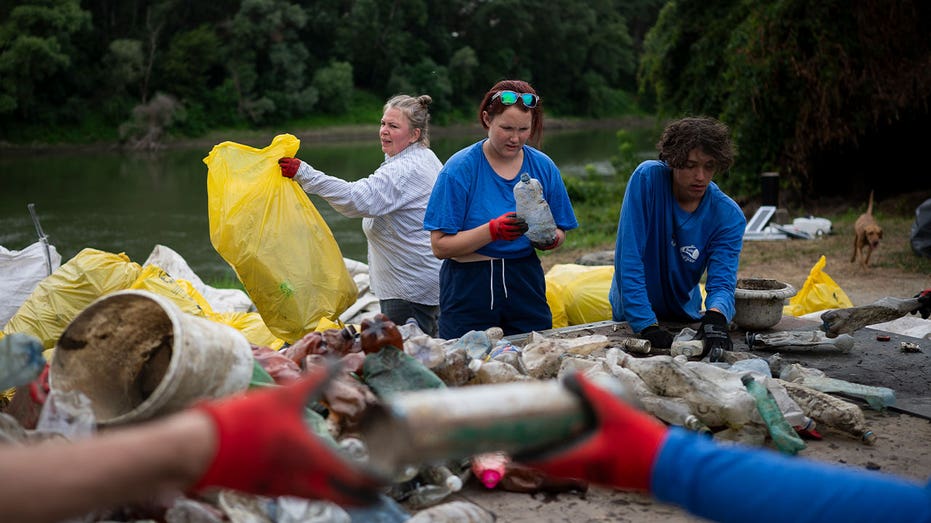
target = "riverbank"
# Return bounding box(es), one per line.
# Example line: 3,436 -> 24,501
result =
0,115 -> 660,154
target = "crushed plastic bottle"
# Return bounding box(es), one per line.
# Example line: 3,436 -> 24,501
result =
431,347 -> 475,387
746,330 -> 854,353
618,353 -> 754,428
778,378 -> 876,445
780,363 -> 895,411
0,333 -> 46,390
513,173 -> 557,245
401,319 -> 446,369
671,327 -> 704,358
447,330 -> 494,360
742,374 -> 806,455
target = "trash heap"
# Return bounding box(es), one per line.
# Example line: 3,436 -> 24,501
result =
0,246 -> 898,522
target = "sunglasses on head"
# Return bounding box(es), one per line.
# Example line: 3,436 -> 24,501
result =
491,90 -> 539,108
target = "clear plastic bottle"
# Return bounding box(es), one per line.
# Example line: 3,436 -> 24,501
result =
618,353 -> 754,428
780,363 -> 895,410
401,319 -> 446,369
447,330 -> 493,360
513,173 -> 557,245
746,330 -> 854,353
0,333 -> 45,390
741,374 -> 806,455
420,464 -> 464,492
431,347 -> 475,387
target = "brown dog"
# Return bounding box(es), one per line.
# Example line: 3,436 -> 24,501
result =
851,190 -> 883,268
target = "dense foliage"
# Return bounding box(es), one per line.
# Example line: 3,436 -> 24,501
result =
0,0 -> 658,145
639,0 -> 931,199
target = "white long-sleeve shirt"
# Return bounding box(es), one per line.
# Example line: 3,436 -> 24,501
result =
294,144 -> 443,305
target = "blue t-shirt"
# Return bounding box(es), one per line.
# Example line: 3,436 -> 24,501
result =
654,428 -> 931,523
424,140 -> 578,259
609,160 -> 745,332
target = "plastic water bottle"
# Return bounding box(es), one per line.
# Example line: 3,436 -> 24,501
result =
513,173 -> 557,245
741,374 -> 806,455
780,364 -> 895,410
447,330 -> 494,360
401,319 -> 445,369
778,378 -> 876,445
420,464 -> 464,492
0,333 -> 46,390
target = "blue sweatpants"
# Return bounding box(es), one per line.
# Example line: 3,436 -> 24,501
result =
438,253 -> 552,339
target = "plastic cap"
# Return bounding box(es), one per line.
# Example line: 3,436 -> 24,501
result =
479,469 -> 502,489
446,475 -> 463,491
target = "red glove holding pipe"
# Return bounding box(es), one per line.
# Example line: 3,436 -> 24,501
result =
522,372 -> 669,492
191,364 -> 381,505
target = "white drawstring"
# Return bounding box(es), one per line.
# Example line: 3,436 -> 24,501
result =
488,259 -> 509,310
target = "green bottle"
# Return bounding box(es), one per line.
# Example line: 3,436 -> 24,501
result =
742,374 -> 806,455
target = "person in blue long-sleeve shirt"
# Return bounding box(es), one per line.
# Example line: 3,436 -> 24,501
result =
609,117 -> 746,360
525,372 -> 931,523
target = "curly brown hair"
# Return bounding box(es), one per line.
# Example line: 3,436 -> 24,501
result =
657,117 -> 735,172
478,79 -> 544,148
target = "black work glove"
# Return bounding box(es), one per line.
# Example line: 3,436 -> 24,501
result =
638,325 -> 674,349
697,310 -> 731,362
912,289 -> 931,320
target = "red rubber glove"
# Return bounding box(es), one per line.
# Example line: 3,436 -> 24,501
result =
522,373 -> 669,492
531,236 -> 559,250
191,364 -> 381,505
488,212 -> 529,241
279,157 -> 302,178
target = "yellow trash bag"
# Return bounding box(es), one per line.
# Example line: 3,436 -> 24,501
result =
3,248 -> 142,349
546,279 -> 569,329
204,133 -> 357,343
784,255 -> 854,316
212,311 -> 285,351
130,265 -> 209,318
545,264 -> 615,326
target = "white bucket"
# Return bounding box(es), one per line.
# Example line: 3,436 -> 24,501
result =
50,290 -> 253,425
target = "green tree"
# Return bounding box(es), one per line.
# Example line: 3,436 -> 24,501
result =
640,0 -> 931,199
0,0 -> 91,117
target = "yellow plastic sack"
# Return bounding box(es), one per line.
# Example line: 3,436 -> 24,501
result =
784,255 -> 853,316
3,249 -> 142,349
130,265 -> 209,318
546,279 -> 569,329
204,134 -> 357,343
545,264 -> 614,326
212,311 -> 285,351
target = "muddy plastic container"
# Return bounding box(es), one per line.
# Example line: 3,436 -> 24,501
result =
50,290 -> 253,425
733,278 -> 796,330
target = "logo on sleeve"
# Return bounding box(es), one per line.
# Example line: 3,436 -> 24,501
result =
680,245 -> 700,263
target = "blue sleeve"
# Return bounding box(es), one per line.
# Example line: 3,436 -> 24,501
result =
702,189 -> 746,320
611,162 -> 661,332
652,429 -> 931,523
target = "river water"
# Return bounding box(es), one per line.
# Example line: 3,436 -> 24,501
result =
0,126 -> 651,283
